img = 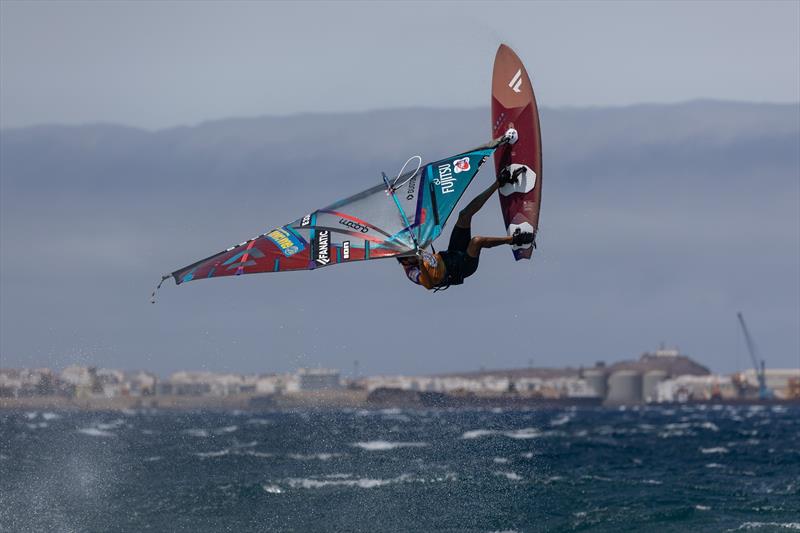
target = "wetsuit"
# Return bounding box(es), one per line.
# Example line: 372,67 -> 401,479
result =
402,226 -> 479,290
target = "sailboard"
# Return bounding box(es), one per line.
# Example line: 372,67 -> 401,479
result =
156,137 -> 511,296
491,44 -> 543,260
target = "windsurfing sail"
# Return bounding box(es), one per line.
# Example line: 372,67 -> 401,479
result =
162,141 -> 505,291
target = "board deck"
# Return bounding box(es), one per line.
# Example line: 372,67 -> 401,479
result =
491,44 -> 542,260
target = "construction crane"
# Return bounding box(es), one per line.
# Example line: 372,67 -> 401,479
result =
736,312 -> 773,400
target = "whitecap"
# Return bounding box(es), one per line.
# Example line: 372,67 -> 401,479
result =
730,522 -> 800,531
351,441 -> 428,451
504,428 -> 541,439
41,412 -> 61,421
705,463 -> 724,469
246,418 -> 272,426
215,425 -> 238,434
700,446 -> 729,454
144,456 -> 162,462
194,449 -> 230,458
642,479 -> 663,485
695,504 -> 711,511
550,414 -> 572,426
24,412 -> 37,420
462,429 -> 497,439
288,453 -> 342,460
495,471 -> 523,481
462,428 -> 541,440
286,476 -> 405,489
493,457 -> 510,464
242,451 -> 273,458
185,428 -> 210,438
262,484 -> 283,494
77,428 -> 116,438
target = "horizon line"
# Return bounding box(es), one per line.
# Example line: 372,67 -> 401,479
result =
2,97 -> 799,134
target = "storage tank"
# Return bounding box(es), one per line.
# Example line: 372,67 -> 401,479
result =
606,370 -> 643,405
583,369 -> 608,399
643,370 -> 669,403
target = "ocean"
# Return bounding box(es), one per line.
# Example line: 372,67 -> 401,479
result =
1,405 -> 798,532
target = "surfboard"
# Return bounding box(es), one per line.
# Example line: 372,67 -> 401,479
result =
491,44 -> 542,260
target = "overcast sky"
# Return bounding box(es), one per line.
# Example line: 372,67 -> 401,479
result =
1,0 -> 799,130
1,1 -> 798,377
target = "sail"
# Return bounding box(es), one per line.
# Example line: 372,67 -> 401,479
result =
170,147 -> 496,285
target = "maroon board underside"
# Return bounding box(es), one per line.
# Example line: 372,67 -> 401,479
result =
491,44 -> 542,261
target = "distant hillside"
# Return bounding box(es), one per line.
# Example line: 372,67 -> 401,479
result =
1,100 -> 798,376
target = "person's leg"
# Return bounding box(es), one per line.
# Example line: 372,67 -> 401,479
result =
467,231 -> 534,258
466,235 -> 512,257
455,181 -> 499,229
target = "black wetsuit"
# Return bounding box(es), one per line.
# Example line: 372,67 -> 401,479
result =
438,225 -> 479,286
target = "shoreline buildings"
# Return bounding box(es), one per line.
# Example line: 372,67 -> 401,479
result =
1,348 -> 798,408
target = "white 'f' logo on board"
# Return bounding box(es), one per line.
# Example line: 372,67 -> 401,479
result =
508,69 -> 522,93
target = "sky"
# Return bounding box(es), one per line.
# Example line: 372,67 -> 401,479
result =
1,0 -> 799,130
0,1 -> 798,377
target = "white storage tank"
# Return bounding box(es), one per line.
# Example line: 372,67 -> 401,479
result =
583,369 -> 608,399
643,370 -> 669,403
606,370 -> 643,405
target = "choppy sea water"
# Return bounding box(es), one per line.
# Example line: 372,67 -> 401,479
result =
1,405 -> 798,532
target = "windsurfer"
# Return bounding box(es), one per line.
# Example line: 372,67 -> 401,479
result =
398,167 -> 533,290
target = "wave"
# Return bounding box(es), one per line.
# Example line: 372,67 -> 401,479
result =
700,446 -> 729,454
550,414 -> 573,426
241,450 -> 273,458
194,449 -> 230,458
95,419 -> 125,430
351,441 -> 428,451
77,428 -> 116,438
495,471 -> 523,481
287,477 -> 400,489
462,429 -> 498,439
461,428 -> 542,440
287,453 -> 343,461
730,523 -> 800,531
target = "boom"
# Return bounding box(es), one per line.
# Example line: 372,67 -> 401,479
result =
736,312 -> 771,400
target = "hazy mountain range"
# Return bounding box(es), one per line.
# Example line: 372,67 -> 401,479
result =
1,100 -> 798,376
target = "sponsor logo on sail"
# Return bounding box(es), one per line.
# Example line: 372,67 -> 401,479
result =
338,218 -> 369,233
405,174 -> 418,201
453,157 -> 471,174
342,241 -> 350,260
435,163 -> 456,195
300,214 -> 312,227
509,69 -> 522,93
266,227 -> 304,257
315,230 -> 331,265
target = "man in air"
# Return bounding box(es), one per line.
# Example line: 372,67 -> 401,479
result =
398,167 -> 534,290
